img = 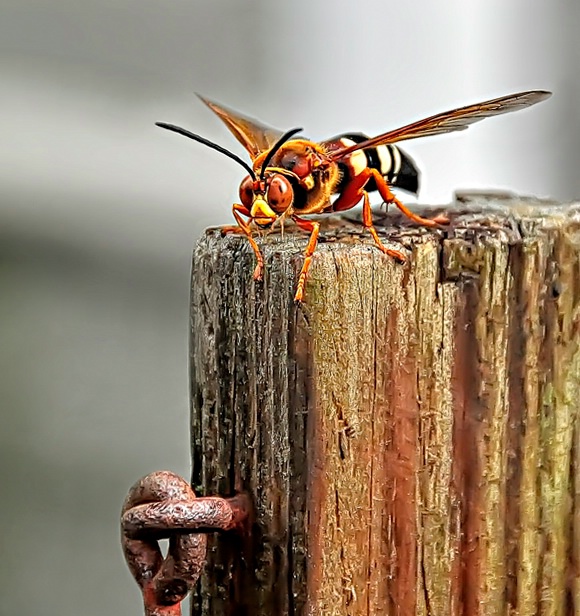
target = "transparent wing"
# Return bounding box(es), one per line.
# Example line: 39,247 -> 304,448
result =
197,94 -> 287,160
329,90 -> 551,160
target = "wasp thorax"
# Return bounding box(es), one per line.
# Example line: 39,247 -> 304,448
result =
278,150 -> 311,177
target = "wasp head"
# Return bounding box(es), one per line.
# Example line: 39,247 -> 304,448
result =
154,122 -> 303,229
239,172 -> 294,228
237,126 -> 305,229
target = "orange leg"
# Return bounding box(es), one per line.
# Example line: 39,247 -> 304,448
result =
334,167 -> 447,226
220,225 -> 245,235
231,203 -> 264,281
361,192 -> 406,262
332,169 -> 405,261
369,168 -> 449,226
292,216 -> 320,303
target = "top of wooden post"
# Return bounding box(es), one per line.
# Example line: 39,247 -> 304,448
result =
198,191 -> 580,287
190,192 -> 580,616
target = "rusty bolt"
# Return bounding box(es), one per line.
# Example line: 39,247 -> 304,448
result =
121,470 -> 250,616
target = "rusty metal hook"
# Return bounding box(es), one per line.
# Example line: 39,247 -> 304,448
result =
121,470 -> 250,616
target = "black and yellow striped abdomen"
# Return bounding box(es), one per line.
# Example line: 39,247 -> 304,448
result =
331,133 -> 420,196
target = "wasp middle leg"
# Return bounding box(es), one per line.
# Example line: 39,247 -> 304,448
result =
361,191 -> 406,262
332,170 -> 406,261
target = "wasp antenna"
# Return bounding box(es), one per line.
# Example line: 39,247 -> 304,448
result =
156,122 -> 257,180
194,93 -> 211,105
260,127 -> 303,181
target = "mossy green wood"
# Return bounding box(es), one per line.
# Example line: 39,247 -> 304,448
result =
190,194 -> 580,616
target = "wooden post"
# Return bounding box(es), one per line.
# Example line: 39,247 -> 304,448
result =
189,193 -> 580,616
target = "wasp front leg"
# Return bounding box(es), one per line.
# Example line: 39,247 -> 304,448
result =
292,216 -> 320,303
231,203 -> 264,281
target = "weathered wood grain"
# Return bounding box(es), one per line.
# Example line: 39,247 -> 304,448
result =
190,193 -> 580,615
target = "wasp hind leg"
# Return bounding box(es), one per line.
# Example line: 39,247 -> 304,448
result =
291,216 -> 320,303
370,168 -> 449,226
231,203 -> 264,281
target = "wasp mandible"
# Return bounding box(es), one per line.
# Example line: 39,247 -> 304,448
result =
158,90 -> 551,302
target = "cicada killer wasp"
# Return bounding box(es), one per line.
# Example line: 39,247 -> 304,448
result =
157,90 -> 551,302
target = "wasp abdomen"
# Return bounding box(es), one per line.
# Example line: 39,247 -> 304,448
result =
334,133 -> 420,196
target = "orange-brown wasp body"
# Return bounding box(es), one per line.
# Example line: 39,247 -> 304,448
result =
158,90 -> 551,302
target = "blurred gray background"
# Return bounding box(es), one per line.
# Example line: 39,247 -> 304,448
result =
0,1 -> 578,614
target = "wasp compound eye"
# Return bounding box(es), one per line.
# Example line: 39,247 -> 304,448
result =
266,175 -> 293,213
239,175 -> 255,208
